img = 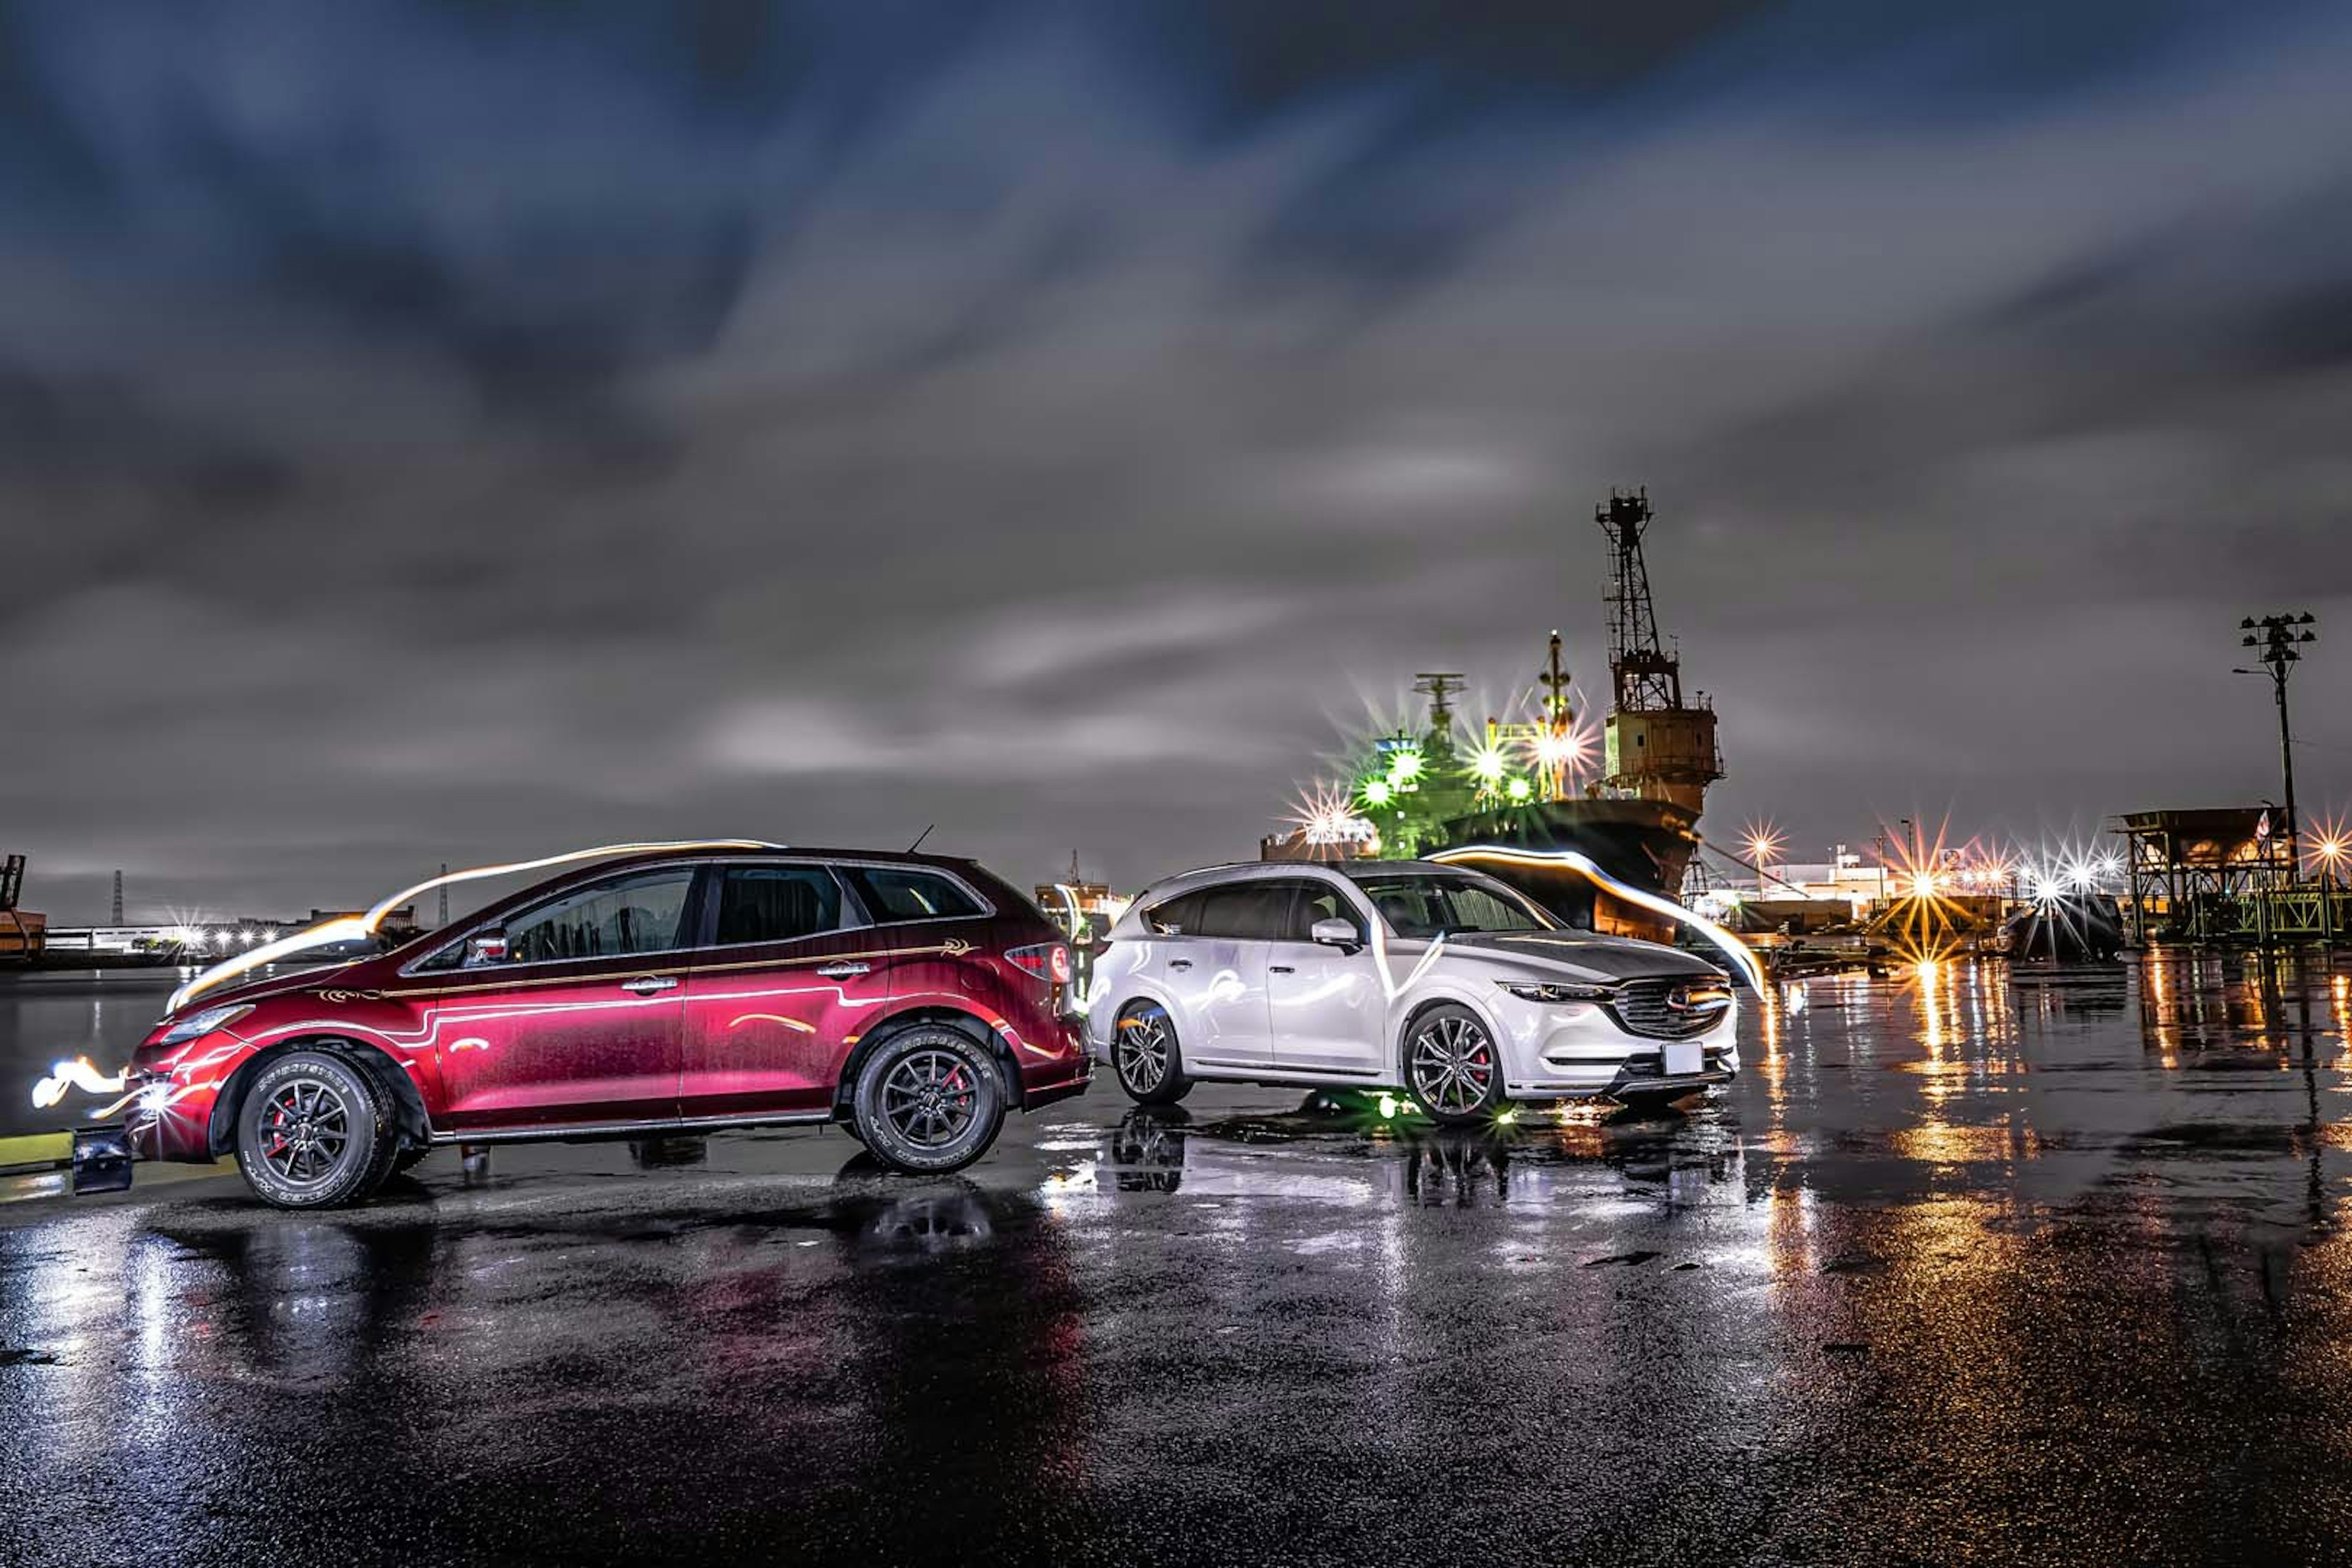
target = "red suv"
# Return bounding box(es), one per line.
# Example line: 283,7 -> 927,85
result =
116,846 -> 1089,1208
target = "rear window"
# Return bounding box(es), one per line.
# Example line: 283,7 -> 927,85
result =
848,866 -> 987,924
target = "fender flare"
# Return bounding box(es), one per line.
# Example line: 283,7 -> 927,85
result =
207,1035 -> 434,1158
833,1002 -> 1021,1115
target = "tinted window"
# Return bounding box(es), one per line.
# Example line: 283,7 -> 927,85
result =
1355,875 -> 1548,938
1192,883 -> 1295,940
1146,891 -> 1207,935
850,867 -> 986,924
497,868 -> 697,965
715,866 -> 843,946
1280,880 -> 1362,942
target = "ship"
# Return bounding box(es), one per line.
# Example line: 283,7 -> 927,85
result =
1265,488 -> 1722,943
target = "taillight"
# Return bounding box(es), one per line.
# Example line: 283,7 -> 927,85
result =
1006,943 -> 1072,984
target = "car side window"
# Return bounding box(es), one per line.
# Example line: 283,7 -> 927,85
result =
846,867 -> 987,924
1192,883 -> 1294,940
495,868 -> 698,966
714,866 -> 843,946
1146,891 -> 1207,935
1279,881 -> 1362,943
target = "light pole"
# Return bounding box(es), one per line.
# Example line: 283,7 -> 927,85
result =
2238,611 -> 2318,883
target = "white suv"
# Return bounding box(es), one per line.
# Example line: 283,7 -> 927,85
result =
1085,861 -> 1738,1123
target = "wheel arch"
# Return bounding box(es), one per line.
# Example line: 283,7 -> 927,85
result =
207,1036 -> 433,1158
1392,989 -> 1506,1084
833,1003 -> 1021,1116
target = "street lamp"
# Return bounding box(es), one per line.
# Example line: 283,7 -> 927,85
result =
1746,823 -> 1782,899
2239,611 -> 2318,882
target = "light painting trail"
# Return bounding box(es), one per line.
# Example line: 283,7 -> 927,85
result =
1427,843 -> 1767,994
31,1057 -> 126,1110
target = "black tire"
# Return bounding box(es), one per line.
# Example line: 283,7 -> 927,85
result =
234,1050 -> 399,1210
1401,1003 -> 1503,1128
1112,1001 -> 1193,1106
851,1025 -> 1008,1175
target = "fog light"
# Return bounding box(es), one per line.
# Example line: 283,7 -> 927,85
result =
138,1084 -> 174,1115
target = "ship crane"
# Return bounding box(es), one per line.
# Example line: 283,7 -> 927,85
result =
1597,488 -> 1724,815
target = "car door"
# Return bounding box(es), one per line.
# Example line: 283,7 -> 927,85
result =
1154,881 -> 1284,1072
678,862 -> 889,1119
422,864 -> 698,1130
1264,878 -> 1388,1079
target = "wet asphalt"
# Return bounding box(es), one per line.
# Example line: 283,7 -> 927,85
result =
9,954 -> 2352,1565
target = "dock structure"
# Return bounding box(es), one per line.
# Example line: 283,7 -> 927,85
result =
2114,807 -> 2351,945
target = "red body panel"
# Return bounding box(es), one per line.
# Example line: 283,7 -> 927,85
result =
122,846 -> 1089,1165
679,925 -> 899,1118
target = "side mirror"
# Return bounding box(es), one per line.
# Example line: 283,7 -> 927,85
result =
1310,918 -> 1363,951
466,929 -> 510,966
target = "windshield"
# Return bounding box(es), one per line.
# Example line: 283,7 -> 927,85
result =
1353,874 -> 1553,938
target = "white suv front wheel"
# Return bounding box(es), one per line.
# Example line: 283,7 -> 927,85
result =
1404,1005 -> 1502,1127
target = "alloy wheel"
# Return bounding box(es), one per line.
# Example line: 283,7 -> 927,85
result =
1409,1014 -> 1496,1115
258,1076 -> 353,1187
880,1049 -> 979,1148
1117,1011 -> 1171,1095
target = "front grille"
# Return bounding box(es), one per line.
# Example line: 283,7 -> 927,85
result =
1608,978 -> 1730,1041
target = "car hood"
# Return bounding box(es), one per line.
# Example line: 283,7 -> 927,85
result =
1430,930 -> 1726,983
156,954 -> 378,1022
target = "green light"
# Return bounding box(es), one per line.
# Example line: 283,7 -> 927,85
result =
1506,777 -> 1532,803
1363,778 -> 1393,807
1471,745 -> 1507,784
1376,1093 -> 1398,1119
1388,748 -> 1424,785
1494,1107 -> 1518,1125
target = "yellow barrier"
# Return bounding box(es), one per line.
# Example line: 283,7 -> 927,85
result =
0,1132 -> 72,1172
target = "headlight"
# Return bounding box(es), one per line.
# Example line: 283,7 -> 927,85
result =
156,1003 -> 253,1046
1499,981 -> 1616,1004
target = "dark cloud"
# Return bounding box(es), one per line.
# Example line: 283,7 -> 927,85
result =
4,0 -> 2352,922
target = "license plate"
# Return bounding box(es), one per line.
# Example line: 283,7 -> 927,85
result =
1663,1041 -> 1705,1077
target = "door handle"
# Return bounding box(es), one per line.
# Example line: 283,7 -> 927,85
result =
1167,959 -> 1193,971
815,962 -> 870,979
620,975 -> 679,995
1269,965 -> 1295,974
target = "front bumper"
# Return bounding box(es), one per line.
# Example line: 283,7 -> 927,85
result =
1504,1038 -> 1740,1099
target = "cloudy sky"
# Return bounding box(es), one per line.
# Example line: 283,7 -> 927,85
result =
7,0 -> 2352,922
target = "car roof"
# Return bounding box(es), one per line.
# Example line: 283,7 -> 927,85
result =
1137,858 -> 1479,899
564,843 -> 979,873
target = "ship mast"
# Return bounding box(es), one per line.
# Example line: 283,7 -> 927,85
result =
1537,631 -> 1574,802
1597,488 -> 1722,816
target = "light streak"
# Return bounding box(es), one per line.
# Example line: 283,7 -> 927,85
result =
728,1012 -> 817,1033
167,838 -> 783,1013
31,1057 -> 126,1110
1427,844 -> 1767,993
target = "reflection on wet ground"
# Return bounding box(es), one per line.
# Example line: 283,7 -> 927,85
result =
10,952 -> 2352,1563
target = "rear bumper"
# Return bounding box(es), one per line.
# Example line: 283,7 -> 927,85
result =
1020,1053 -> 1093,1110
